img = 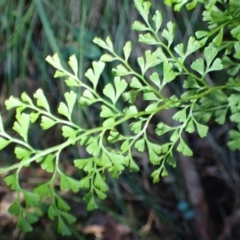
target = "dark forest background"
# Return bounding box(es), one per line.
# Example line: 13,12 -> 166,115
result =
0,1 -> 240,239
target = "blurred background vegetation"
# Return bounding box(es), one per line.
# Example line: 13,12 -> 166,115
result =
0,0 -> 240,239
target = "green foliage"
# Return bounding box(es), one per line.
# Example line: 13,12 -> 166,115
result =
0,0 -> 240,236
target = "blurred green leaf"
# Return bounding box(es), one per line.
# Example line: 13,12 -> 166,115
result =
228,130 -> 240,150
62,126 -> 78,144
34,182 -> 51,198
59,172 -> 80,193
23,190 -> 40,207
207,58 -> 223,72
79,176 -> 91,189
56,196 -> 71,211
4,174 -> 18,191
48,205 -> 58,220
94,188 -> 107,199
54,70 -> 66,78
170,129 -> 179,142
83,191 -> 98,210
163,61 -> 176,85
195,30 -> 209,39
162,22 -> 176,47
103,117 -> 115,128
123,41 -> 132,61
13,113 -> 30,142
14,147 -> 32,161
25,212 -> 39,224
139,33 -> 159,45
195,121 -> 209,138
145,101 -> 158,111
186,0 -> 197,10
177,138 -> 193,156
79,89 -> 97,106
173,108 -> 187,122
231,25 -> 240,41
58,217 -> 72,236
94,173 -> 109,192
100,105 -> 115,118
107,129 -> 124,143
30,112 -> 40,123
85,61 -> 105,90
149,72 -> 161,89
40,116 -> 57,130
8,201 -> 21,216
130,77 -> 143,89
41,154 -> 55,173
215,109 -> 228,125
183,77 -> 200,89
18,216 -> 33,232
204,45 -> 218,68
74,158 -> 94,172
124,105 -> 138,115
213,28 -> 223,46
33,89 -> 50,112
68,55 -> 78,76
191,58 -> 204,75
185,119 -> 195,133
152,10 -> 162,32
21,92 -> 33,105
134,0 -> 151,22
112,64 -> 130,76
144,50 -> 162,70
65,77 -> 81,87
100,53 -> 117,62
151,169 -> 161,183
147,140 -> 161,164
64,91 -> 77,116
0,138 -> 11,150
86,137 -> 100,156
93,37 -> 109,50
99,152 -> 112,168
103,83 -> 115,102
122,90 -> 140,103
58,102 -> 69,118
174,43 -> 185,59
134,138 -> 145,152
114,77 -> 128,102
5,96 -> 23,110
60,212 -> 76,224
185,36 -> 201,57
143,91 -> 158,101
156,122 -> 172,135
132,21 -> 149,31
130,120 -> 143,134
